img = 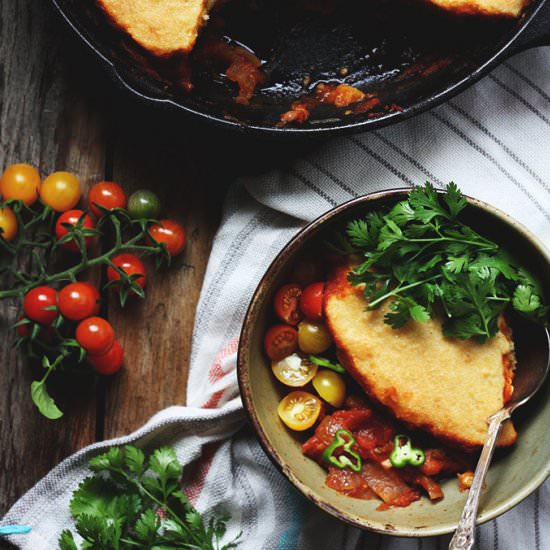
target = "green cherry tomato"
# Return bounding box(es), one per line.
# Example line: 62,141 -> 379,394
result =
297,321 -> 332,354
312,369 -> 346,407
127,190 -> 161,220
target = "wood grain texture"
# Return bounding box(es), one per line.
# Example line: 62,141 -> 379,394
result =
0,0 -> 226,533
103,105 -> 224,437
0,0 -> 107,521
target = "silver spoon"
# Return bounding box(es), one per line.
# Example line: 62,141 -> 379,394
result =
449,319 -> 550,550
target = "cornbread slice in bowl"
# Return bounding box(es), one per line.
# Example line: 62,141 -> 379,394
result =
238,189 -> 550,535
324,263 -> 517,451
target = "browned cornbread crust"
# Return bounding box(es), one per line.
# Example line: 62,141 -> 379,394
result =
96,0 -> 212,57
324,265 -> 517,450
426,0 -> 529,16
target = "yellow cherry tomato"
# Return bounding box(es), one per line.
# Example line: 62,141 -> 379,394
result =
272,353 -> 318,387
0,207 -> 18,241
0,163 -> 41,206
40,171 -> 81,212
298,321 -> 333,354
312,369 -> 346,407
277,391 -> 321,431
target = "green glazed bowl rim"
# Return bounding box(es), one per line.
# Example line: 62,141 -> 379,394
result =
237,188 -> 550,536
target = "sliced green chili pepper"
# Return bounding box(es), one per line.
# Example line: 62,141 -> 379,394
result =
322,429 -> 362,472
389,435 -> 426,468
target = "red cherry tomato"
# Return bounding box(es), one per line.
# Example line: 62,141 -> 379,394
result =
55,210 -> 94,253
58,282 -> 101,321
274,284 -> 302,325
15,317 -> 54,342
148,219 -> 186,257
16,316 -> 31,337
23,286 -> 58,325
88,181 -> 127,218
264,324 -> 299,361
76,316 -> 115,355
300,282 -> 325,322
107,253 -> 147,289
90,340 -> 124,375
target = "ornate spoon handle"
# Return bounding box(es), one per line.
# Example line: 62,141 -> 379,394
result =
449,408 -> 511,550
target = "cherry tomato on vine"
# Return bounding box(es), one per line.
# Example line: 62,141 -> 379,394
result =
264,324 -> 298,361
16,316 -> 31,337
274,284 -> 302,325
0,163 -> 41,206
55,210 -> 94,253
15,316 -> 54,342
0,206 -> 18,242
76,316 -> 115,355
88,181 -> 127,217
300,282 -> 325,322
90,340 -> 124,375
58,282 -> 101,321
23,286 -> 58,326
107,253 -> 147,289
127,190 -> 161,220
148,219 -> 186,257
40,171 -> 81,212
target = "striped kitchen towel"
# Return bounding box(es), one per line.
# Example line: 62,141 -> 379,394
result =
2,47 -> 549,550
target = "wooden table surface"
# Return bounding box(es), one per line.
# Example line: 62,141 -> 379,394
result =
0,1 -> 289,539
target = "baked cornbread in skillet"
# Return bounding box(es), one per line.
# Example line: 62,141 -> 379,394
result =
427,0 -> 529,17
324,264 -> 517,450
96,0 -> 218,57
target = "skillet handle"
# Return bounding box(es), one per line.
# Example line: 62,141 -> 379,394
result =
506,0 -> 550,55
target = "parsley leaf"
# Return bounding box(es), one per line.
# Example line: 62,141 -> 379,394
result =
59,445 -> 240,550
345,183 -> 548,340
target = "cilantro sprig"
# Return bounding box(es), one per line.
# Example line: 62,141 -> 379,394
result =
59,445 -> 240,550
345,183 -> 548,341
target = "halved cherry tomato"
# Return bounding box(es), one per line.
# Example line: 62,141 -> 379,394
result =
40,171 -> 81,212
58,282 -> 101,321
297,321 -> 332,354
55,210 -> 94,252
148,219 -> 186,257
300,282 -> 325,322
76,316 -> 115,355
272,353 -> 318,387
90,340 -> 124,375
88,181 -> 126,217
264,324 -> 298,361
277,390 -> 321,431
107,253 -> 147,289
274,283 -> 302,325
0,206 -> 18,241
0,163 -> 41,206
312,369 -> 346,407
23,286 -> 58,325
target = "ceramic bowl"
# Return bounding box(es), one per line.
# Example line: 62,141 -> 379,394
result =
237,188 -> 550,536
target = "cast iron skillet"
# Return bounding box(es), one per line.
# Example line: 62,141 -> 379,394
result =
50,0 -> 550,136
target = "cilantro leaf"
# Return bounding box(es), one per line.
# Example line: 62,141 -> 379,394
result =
513,284 -> 542,313
60,445 -> 239,550
344,182 -> 548,340
58,531 -> 78,550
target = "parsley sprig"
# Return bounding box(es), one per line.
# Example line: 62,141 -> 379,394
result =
345,183 -> 547,341
59,445 -> 240,550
